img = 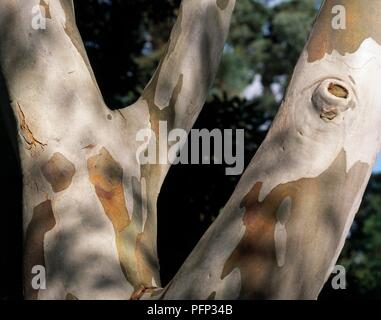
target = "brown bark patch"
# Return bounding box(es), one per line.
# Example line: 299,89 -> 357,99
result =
222,150 -> 369,299
307,0 -> 381,62
16,103 -> 47,150
41,153 -> 75,193
24,200 -> 56,300
87,147 -> 131,231
39,0 -> 52,19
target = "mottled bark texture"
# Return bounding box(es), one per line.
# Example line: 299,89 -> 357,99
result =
0,0 -> 235,299
0,0 -> 379,300
158,0 -> 381,299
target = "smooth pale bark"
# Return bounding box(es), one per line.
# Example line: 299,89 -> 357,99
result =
2,0 -> 379,301
158,0 -> 381,299
0,0 -> 235,299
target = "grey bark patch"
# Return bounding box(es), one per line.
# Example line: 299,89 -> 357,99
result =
276,197 -> 292,224
217,0 -> 229,10
41,152 -> 76,193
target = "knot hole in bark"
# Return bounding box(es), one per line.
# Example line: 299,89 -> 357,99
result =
312,79 -> 355,122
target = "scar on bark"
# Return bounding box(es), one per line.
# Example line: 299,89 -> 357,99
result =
222,150 -> 369,299
39,0 -> 52,19
217,0 -> 230,10
41,153 -> 75,193
24,200 -> 56,300
16,103 -> 47,150
82,144 -> 95,150
307,0 -> 381,62
328,83 -> 348,99
66,293 -> 79,300
312,79 -> 354,121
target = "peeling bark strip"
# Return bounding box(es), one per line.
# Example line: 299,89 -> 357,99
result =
16,103 -> 47,150
307,0 -> 381,62
222,150 -> 369,299
24,200 -> 56,300
41,153 -> 75,193
87,148 -> 155,291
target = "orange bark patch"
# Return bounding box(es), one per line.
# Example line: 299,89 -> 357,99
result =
41,153 -> 75,193
87,148 -> 131,231
222,150 -> 369,299
24,200 -> 56,300
307,0 -> 381,62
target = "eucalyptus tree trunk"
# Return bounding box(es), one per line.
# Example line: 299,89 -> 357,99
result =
0,0 -> 235,300
159,0 -> 381,299
0,0 -> 378,300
